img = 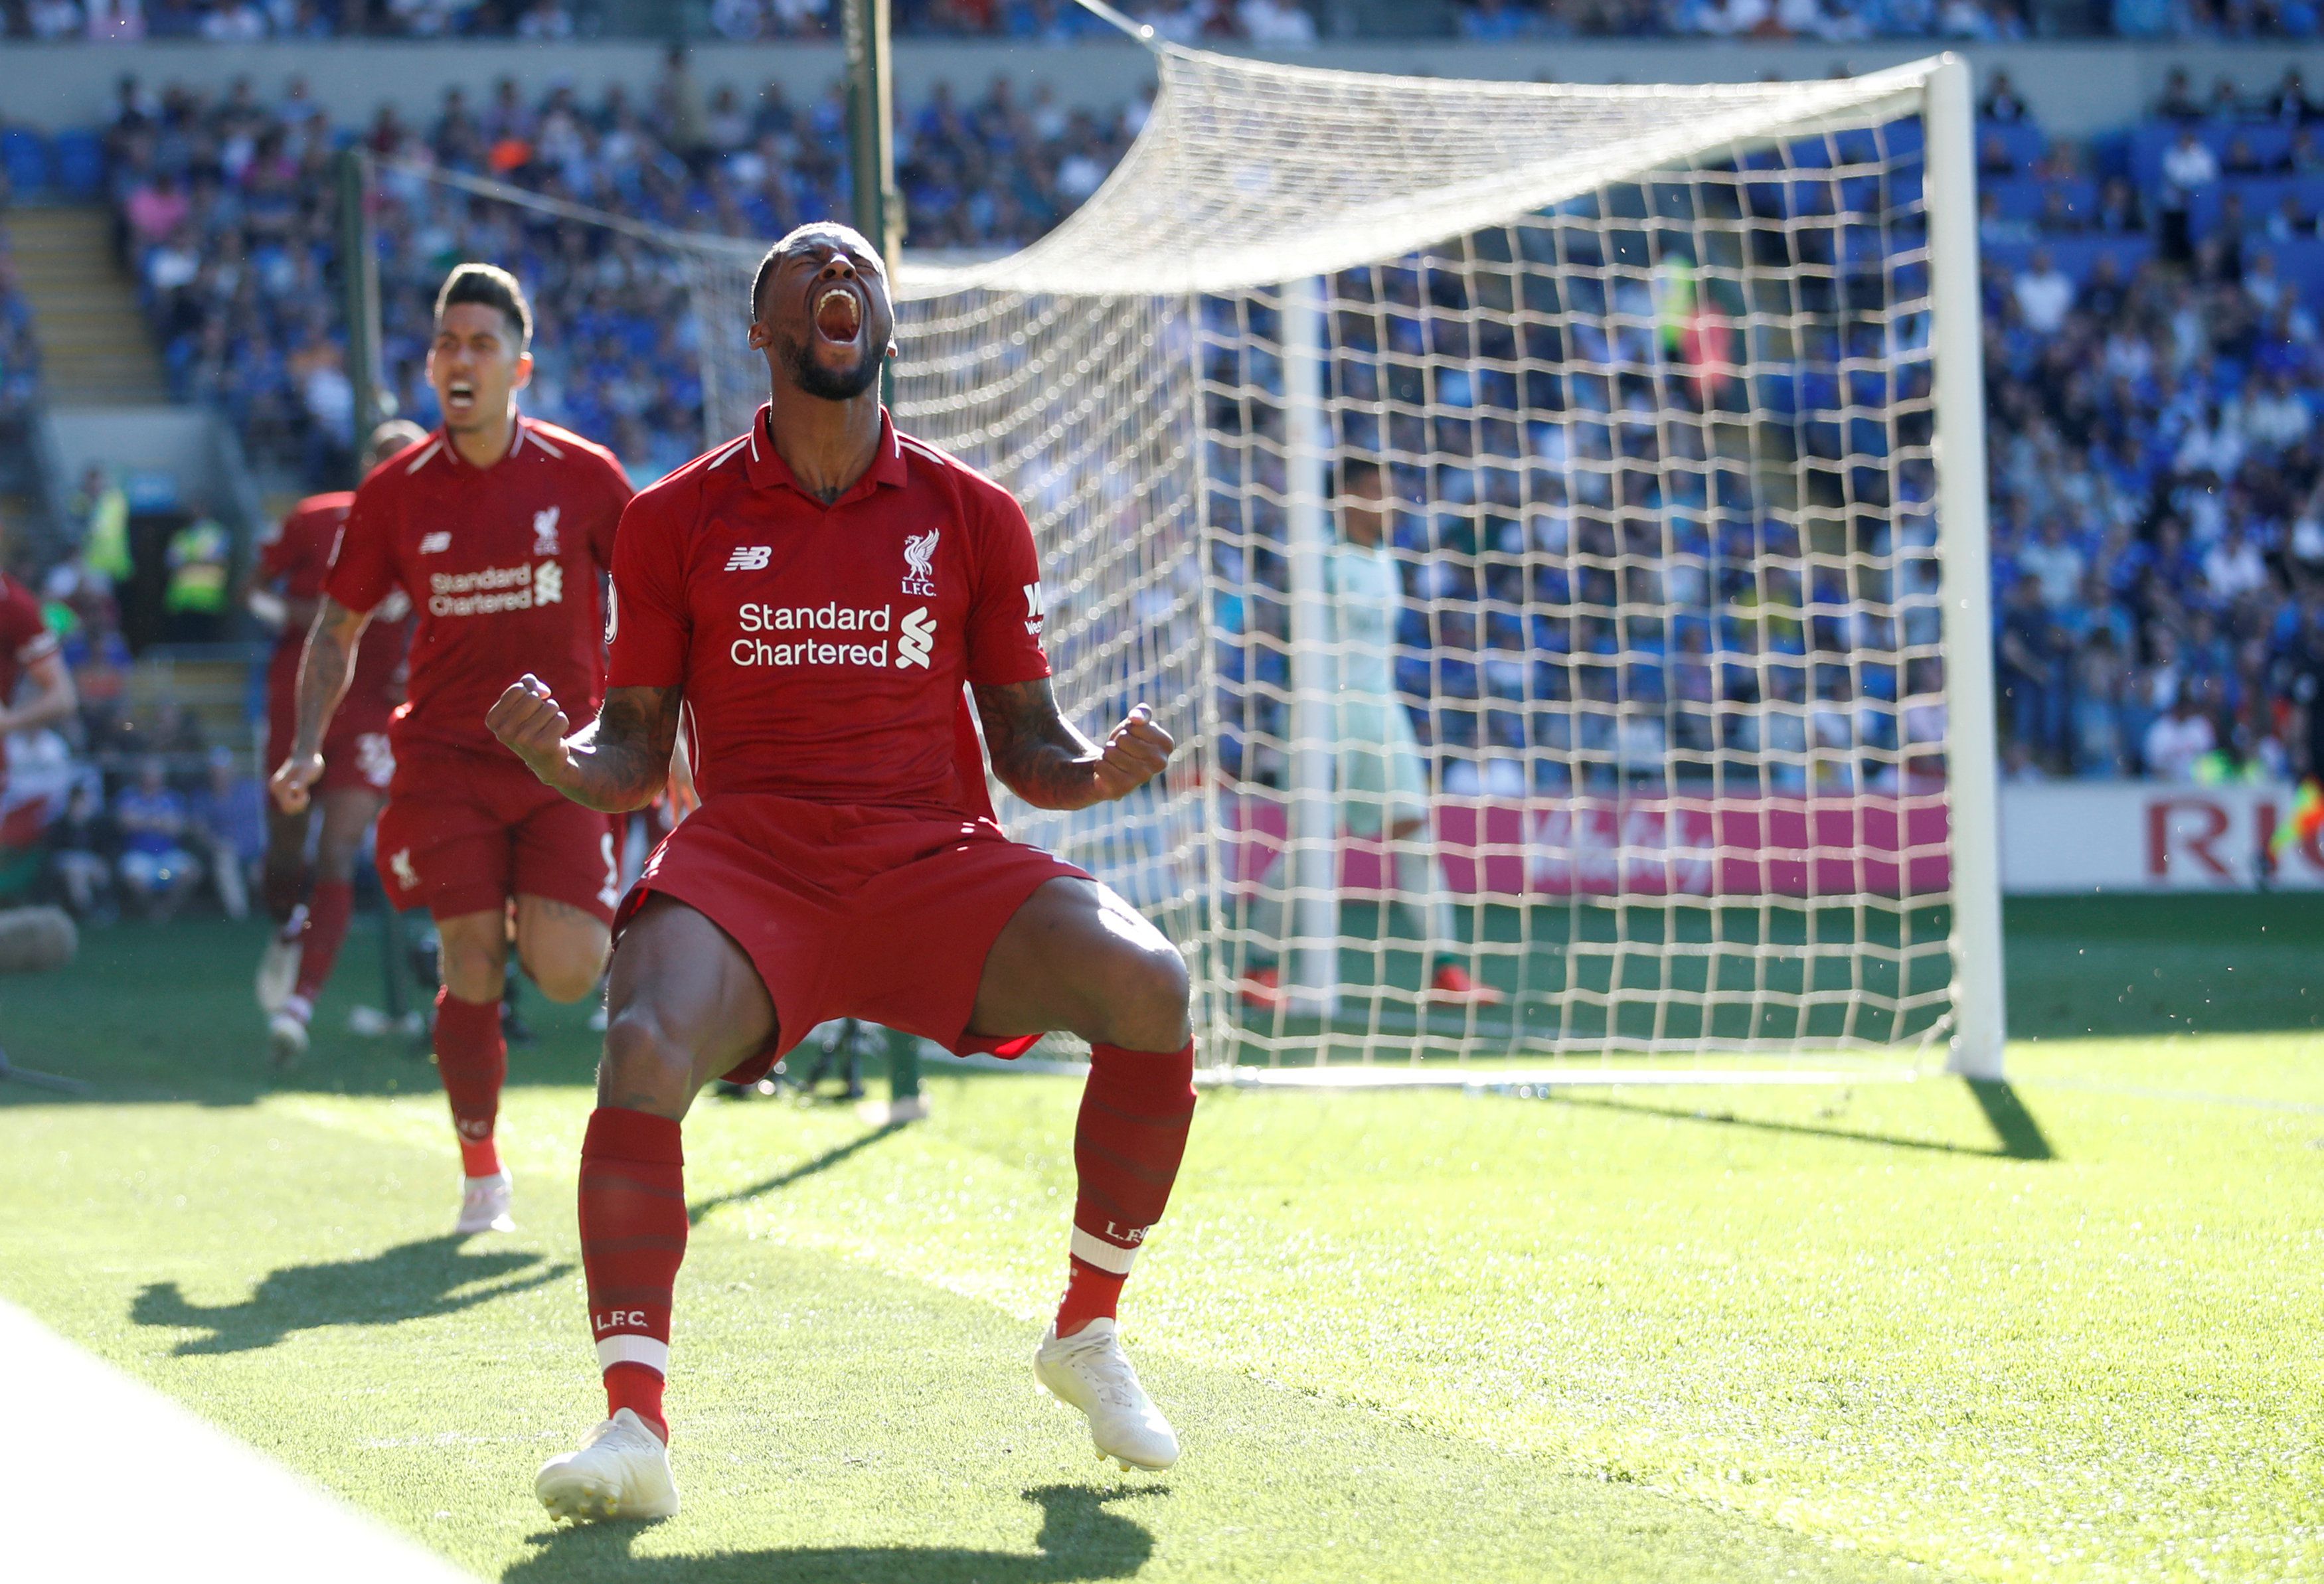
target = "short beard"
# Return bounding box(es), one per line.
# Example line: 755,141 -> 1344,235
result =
781,333 -> 882,402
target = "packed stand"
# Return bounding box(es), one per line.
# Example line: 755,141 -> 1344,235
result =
64,56 -> 2324,789
0,469 -> 267,921
1978,66 -> 2324,781
0,222 -> 40,441
5,0 -> 2306,40
98,62 -> 1137,482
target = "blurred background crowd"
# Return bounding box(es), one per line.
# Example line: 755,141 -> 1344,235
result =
0,21 -> 2321,923
0,0 -> 2302,45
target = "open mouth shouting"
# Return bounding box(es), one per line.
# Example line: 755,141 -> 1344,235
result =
444,378 -> 477,420
814,283 -> 865,346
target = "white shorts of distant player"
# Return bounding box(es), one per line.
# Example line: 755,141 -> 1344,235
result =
1246,696 -> 1460,969
1333,696 -> 1430,840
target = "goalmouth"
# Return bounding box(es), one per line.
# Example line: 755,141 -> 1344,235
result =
679,40 -> 2007,1086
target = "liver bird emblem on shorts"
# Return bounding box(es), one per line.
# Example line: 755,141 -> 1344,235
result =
901,527 -> 940,596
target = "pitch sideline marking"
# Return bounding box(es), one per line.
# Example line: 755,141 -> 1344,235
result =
3,1297 -> 478,1582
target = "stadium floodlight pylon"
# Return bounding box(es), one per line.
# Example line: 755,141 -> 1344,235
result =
380,35 -> 2004,1085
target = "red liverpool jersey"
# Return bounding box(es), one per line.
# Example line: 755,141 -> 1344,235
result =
258,491 -> 410,723
0,572 -> 58,782
607,407 -> 1050,812
325,416 -> 631,760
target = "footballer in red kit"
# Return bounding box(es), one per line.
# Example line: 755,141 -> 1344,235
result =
250,418 -> 426,1066
0,571 -> 75,789
493,224 -> 1195,1522
272,264 -> 632,1237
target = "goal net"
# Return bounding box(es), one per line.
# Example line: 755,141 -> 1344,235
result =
412,45 -> 2004,1083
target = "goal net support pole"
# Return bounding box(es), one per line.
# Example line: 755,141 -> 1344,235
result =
1924,58 -> 2006,1081
1282,276 -> 1342,1018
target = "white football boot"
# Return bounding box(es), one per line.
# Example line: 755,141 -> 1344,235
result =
266,996 -> 312,1069
456,1170 -> 515,1234
535,1408 -> 679,1523
1034,1318 -> 1180,1470
256,910 -> 305,1013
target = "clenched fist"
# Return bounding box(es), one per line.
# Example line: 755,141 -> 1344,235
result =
1090,703 -> 1174,802
488,673 -> 575,785
269,751 -> 325,815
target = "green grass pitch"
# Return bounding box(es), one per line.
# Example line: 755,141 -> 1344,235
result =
3,897 -> 2322,1581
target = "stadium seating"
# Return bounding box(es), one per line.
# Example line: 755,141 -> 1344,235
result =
0,60 -> 2314,785
0,0 -> 2304,41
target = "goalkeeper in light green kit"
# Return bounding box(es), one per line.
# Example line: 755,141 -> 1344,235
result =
1240,456 -> 1503,1010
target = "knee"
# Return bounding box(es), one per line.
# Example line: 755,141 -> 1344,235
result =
438,935 -> 506,1002
1096,945 -> 1191,1054
531,960 -> 604,1005
522,933 -> 610,1004
600,1004 -> 697,1103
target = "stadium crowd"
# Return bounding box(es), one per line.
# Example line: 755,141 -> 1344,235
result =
94,62 -> 1138,481
0,224 -> 39,442
0,0 -> 2304,42
1976,69 -> 2324,782
0,58 -> 2316,795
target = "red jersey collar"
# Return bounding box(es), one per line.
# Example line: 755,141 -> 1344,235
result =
742,404 -> 908,505
432,412 -> 537,473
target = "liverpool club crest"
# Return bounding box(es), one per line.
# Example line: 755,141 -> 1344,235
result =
901,528 -> 939,596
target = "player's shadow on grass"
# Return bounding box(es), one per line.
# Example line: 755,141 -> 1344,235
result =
130,1233 -> 572,1355
505,1482 -> 1161,1583
686,1121 -> 910,1226
1554,1077 -> 2056,1162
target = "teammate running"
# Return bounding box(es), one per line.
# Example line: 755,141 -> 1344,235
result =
489,222 -> 1195,1522
1239,457 -> 1502,1009
252,418 -> 427,1066
271,264 -> 633,1235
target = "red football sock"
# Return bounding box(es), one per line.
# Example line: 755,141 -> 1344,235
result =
291,878 -> 354,1003
434,988 -> 506,1178
1057,1040 -> 1196,1337
580,1106 -> 687,1445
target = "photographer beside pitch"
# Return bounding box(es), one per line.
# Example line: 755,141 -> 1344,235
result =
489,222 -> 1197,1522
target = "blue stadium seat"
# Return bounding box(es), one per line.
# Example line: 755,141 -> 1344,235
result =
1975,121 -> 2047,175
2188,174 -> 2324,234
50,129 -> 103,198
1987,176 -> 2102,224
0,129 -> 48,197
2266,238 -> 2324,300
2130,121 -> 2295,187
1983,236 -> 2155,283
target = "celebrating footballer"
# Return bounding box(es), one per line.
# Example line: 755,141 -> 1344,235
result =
489,222 -> 1196,1522
272,264 -> 634,1237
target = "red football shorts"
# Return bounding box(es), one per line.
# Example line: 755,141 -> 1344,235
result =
614,793 -> 1088,1083
374,746 -> 621,924
266,674 -> 397,797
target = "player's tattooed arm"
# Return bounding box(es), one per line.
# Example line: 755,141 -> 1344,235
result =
270,596 -> 373,813
973,678 -> 1175,811
489,678 -> 683,813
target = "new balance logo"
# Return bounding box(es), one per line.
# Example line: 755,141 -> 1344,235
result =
726,545 -> 772,572
898,607 -> 936,669
418,531 -> 452,554
388,848 -> 418,892
534,561 -> 564,604
1024,580 -> 1046,635
532,505 -> 561,556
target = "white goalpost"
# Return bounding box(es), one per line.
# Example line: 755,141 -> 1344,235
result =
875,46 -> 2002,1085
403,39 -> 2004,1086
